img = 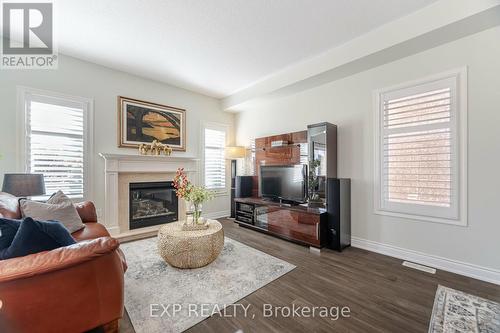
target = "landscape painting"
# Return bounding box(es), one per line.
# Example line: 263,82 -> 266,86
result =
118,96 -> 186,151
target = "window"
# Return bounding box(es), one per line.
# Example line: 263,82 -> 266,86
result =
374,69 -> 467,225
203,124 -> 227,191
19,87 -> 92,199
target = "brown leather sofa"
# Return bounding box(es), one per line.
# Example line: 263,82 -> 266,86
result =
0,192 -> 127,333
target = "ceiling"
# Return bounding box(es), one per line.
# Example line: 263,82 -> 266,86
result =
56,0 -> 438,98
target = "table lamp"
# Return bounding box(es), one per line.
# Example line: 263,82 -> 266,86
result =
2,173 -> 46,198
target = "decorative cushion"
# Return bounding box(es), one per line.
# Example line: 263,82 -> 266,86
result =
0,218 -> 21,249
20,194 -> 85,233
0,217 -> 76,260
47,190 -> 71,205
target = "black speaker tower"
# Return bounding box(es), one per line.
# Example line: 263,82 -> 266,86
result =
326,178 -> 351,250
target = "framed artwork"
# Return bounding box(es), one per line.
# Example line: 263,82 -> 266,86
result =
118,96 -> 186,151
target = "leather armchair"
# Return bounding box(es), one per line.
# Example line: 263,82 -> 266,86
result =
0,192 -> 127,333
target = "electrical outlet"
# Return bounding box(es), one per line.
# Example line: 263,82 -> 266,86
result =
96,208 -> 103,218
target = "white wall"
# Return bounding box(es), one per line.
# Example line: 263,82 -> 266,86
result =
0,54 -> 234,218
235,27 -> 500,272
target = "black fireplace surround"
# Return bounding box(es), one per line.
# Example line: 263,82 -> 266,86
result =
129,181 -> 178,230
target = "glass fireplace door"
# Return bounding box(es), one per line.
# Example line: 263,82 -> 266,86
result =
129,181 -> 178,229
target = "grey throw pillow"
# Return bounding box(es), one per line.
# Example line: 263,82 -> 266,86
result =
47,190 -> 72,205
20,193 -> 85,233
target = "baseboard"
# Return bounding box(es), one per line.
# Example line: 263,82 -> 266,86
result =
203,210 -> 230,220
113,211 -> 230,242
351,236 -> 500,285
108,211 -> 229,241
115,225 -> 162,243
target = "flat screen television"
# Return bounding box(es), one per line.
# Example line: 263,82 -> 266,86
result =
259,164 -> 307,203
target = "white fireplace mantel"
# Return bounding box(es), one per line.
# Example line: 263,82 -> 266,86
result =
99,153 -> 200,235
99,153 -> 200,173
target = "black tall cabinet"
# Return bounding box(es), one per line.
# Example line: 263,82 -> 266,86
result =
307,122 -> 351,251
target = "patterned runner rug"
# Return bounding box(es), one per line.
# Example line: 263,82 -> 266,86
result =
429,285 -> 500,333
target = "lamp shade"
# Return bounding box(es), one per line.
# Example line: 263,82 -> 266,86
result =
2,173 -> 46,197
225,146 -> 246,159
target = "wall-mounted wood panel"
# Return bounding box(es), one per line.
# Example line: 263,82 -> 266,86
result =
253,130 -> 308,196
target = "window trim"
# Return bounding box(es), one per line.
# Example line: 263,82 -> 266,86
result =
17,86 -> 94,201
201,121 -> 228,196
373,68 -> 467,226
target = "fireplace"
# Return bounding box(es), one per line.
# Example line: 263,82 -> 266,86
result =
129,181 -> 178,230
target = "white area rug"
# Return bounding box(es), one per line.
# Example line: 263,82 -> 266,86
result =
120,236 -> 295,333
429,285 -> 500,333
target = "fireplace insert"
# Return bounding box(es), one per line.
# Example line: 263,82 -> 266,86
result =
129,181 -> 178,230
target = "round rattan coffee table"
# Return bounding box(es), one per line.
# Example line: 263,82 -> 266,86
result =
157,220 -> 224,269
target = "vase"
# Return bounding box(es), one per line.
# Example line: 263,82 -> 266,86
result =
187,201 -> 204,225
308,192 -> 323,208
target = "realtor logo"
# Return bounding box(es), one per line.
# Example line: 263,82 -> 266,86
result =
1,1 -> 57,69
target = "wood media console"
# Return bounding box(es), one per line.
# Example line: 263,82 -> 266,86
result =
234,123 -> 350,251
234,197 -> 328,248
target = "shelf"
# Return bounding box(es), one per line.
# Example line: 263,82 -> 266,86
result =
235,216 -> 253,224
235,197 -> 326,215
259,144 -> 300,151
236,210 -> 253,216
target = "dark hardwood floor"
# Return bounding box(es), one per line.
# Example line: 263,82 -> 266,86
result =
120,218 -> 500,333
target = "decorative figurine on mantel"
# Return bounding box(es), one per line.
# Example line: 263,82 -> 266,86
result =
139,139 -> 173,156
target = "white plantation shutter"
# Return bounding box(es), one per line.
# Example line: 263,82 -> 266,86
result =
204,127 -> 226,190
375,71 -> 466,224
25,92 -> 89,199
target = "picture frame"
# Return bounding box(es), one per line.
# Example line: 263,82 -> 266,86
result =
118,96 -> 186,151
